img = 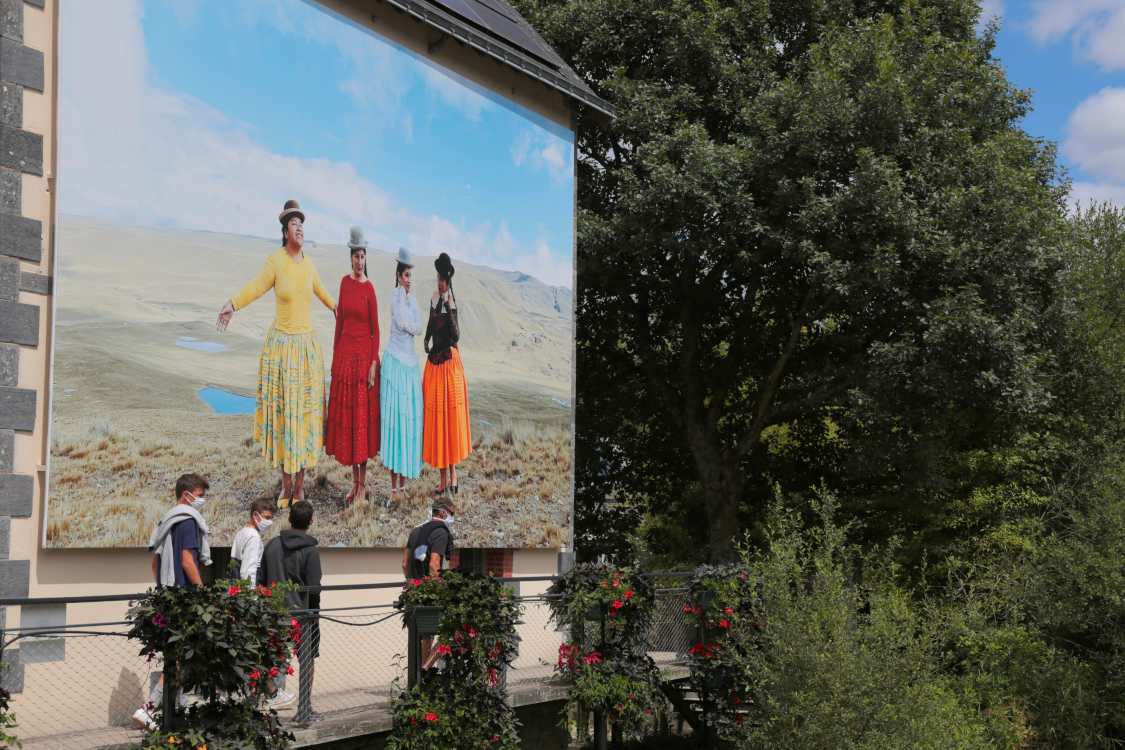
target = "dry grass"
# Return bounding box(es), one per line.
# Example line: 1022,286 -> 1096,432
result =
47,405 -> 571,549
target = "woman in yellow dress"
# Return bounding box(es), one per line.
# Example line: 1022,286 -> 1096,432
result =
216,200 -> 336,505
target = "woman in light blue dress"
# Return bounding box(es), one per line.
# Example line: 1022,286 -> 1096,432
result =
380,247 -> 424,503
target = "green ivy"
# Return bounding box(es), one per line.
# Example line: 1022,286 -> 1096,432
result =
547,564 -> 663,736
127,580 -> 300,749
388,568 -> 523,750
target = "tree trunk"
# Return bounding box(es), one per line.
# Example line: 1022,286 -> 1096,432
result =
684,428 -> 744,564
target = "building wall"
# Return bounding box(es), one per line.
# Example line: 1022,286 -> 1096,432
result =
0,0 -> 572,624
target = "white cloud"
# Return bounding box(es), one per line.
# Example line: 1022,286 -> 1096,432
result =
1069,180 -> 1125,209
1063,87 -> 1125,180
1063,87 -> 1125,210
1026,0 -> 1125,70
59,0 -> 573,288
511,128 -> 573,186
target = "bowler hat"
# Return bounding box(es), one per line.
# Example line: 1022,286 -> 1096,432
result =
395,247 -> 414,268
347,226 -> 368,249
279,199 -> 305,225
435,252 -> 455,280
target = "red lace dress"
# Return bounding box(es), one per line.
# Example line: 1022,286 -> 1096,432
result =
325,276 -> 380,465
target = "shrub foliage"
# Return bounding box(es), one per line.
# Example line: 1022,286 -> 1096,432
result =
388,568 -> 523,750
126,581 -> 300,750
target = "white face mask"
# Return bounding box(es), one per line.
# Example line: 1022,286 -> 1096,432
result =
187,493 -> 205,511
442,514 -> 455,528
255,513 -> 273,531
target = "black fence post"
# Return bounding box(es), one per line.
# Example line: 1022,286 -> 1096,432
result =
407,616 -> 420,688
295,614 -> 314,725
162,654 -> 176,733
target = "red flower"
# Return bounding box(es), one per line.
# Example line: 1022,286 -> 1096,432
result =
720,620 -> 730,629
257,586 -> 272,596
438,644 -> 451,655
287,666 -> 295,675
411,579 -> 423,586
725,607 -> 733,613
624,590 -> 634,598
424,712 -> 438,722
612,601 -> 623,609
683,605 -> 693,612
584,652 -> 602,665
228,585 -> 242,596
612,580 -> 619,587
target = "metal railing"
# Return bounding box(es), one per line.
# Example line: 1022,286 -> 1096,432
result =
0,575 -> 692,750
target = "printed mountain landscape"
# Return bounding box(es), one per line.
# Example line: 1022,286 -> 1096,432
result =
47,215 -> 572,550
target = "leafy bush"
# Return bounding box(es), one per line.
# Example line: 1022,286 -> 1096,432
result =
127,581 -> 300,749
388,568 -> 523,750
728,499 -> 997,750
547,564 -> 663,737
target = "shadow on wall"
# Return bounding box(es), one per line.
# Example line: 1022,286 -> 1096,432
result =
109,666 -> 143,727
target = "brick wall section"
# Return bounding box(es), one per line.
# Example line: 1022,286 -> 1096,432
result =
485,549 -> 514,578
0,0 -> 48,694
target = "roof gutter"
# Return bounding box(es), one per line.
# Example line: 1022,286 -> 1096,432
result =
377,0 -> 617,120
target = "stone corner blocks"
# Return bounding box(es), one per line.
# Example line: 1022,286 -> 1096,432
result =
0,385 -> 34,430
0,476 -> 28,517
0,38 -> 42,92
0,123 -> 40,176
0,298 -> 37,345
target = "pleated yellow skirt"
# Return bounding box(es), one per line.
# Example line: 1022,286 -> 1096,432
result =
255,324 -> 325,473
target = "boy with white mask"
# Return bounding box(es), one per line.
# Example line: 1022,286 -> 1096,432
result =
134,473 -> 212,731
231,497 -> 276,587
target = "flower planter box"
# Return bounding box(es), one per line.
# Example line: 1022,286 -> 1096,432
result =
409,606 -> 445,636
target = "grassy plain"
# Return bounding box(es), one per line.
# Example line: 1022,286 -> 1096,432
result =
47,216 -> 572,549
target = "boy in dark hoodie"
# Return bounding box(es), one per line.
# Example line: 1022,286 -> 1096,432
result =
259,499 -> 321,723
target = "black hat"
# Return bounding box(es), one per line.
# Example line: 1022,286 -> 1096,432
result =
435,252 -> 454,281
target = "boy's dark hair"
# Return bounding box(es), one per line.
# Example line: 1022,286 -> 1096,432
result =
250,497 -> 277,517
174,473 -> 209,501
289,500 -> 314,530
431,498 -> 456,516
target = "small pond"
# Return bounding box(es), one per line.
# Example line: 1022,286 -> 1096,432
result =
178,337 -> 227,352
198,388 -> 255,414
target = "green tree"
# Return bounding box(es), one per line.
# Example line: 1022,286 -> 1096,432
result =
516,0 -> 1068,562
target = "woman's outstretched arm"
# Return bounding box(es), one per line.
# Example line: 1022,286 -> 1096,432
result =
219,254 -> 276,330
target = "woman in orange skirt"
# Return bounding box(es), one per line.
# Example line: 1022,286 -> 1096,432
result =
422,252 -> 471,495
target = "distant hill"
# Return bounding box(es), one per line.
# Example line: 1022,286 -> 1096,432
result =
53,214 -> 574,402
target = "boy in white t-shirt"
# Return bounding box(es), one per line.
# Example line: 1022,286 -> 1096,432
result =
230,497 -> 276,586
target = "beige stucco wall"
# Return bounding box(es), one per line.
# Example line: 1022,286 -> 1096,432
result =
10,0 -> 572,607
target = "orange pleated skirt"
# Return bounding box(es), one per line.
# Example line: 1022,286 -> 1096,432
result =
422,348 -> 472,469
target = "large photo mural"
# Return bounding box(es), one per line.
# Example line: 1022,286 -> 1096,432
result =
47,0 -> 574,549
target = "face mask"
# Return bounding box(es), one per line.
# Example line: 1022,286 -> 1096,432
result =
442,514 -> 455,528
189,494 -> 205,511
255,513 -> 273,531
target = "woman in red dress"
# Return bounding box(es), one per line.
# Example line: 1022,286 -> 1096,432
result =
326,226 -> 381,503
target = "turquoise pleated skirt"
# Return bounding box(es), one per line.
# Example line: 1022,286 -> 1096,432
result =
380,353 -> 423,478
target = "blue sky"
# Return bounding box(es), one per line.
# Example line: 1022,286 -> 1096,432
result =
982,0 -> 1125,206
58,0 -> 576,287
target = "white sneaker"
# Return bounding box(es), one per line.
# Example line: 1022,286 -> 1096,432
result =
266,690 -> 296,708
131,707 -> 156,732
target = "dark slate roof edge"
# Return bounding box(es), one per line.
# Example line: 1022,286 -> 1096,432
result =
382,0 -> 617,119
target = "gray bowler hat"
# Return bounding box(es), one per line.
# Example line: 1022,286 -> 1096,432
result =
347,226 -> 368,249
395,246 -> 414,268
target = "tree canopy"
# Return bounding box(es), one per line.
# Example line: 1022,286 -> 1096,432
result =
515,0 -> 1070,562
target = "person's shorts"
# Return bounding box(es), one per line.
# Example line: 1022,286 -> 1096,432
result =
297,616 -> 321,660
